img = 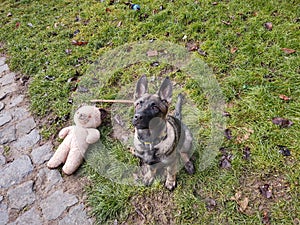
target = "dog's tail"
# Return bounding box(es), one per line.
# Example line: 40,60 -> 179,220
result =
174,93 -> 184,121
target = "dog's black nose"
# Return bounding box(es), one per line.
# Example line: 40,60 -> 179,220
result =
134,114 -> 142,120
133,114 -> 142,126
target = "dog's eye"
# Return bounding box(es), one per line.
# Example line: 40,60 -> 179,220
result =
151,104 -> 159,112
135,101 -> 143,108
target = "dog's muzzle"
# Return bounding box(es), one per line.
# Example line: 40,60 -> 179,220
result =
132,113 -> 149,129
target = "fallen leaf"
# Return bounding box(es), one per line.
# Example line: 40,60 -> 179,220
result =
233,191 -> 242,200
45,75 -> 55,81
222,111 -> 231,117
219,147 -> 229,155
222,20 -> 231,25
106,8 -> 112,12
279,94 -> 291,101
236,128 -> 254,143
147,50 -> 158,57
239,197 -> 249,212
230,47 -> 238,54
264,22 -> 273,30
262,211 -> 271,225
281,48 -> 296,54
73,29 -> 80,36
272,117 -> 293,128
259,184 -> 272,199
205,198 -> 217,211
186,41 -> 199,51
230,191 -> 242,201
224,128 -> 232,140
212,2 -> 218,5
243,146 -> 251,160
197,49 -> 207,57
75,15 -> 80,22
117,21 -> 122,27
152,9 -> 159,14
278,145 -> 291,156
16,22 -> 20,28
65,49 -> 72,55
150,61 -> 159,67
71,40 -> 88,46
220,154 -> 232,169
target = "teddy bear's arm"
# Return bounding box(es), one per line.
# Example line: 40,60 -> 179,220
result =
58,126 -> 73,139
86,129 -> 100,144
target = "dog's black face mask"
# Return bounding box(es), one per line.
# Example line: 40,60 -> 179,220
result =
132,75 -> 172,129
133,75 -> 173,143
132,95 -> 167,129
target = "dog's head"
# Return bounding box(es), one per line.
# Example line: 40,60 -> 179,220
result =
132,75 -> 172,130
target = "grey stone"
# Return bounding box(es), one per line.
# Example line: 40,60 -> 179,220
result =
9,207 -> 43,225
40,189 -> 78,220
36,167 -> 62,192
0,92 -> 6,101
0,155 -> 5,166
0,64 -> 9,74
0,83 -> 17,99
10,107 -> 31,121
9,95 -> 25,108
16,117 -> 36,136
0,196 -> 3,202
8,180 -> 35,210
0,155 -> 33,188
0,72 -> 15,86
0,203 -> 9,225
0,57 -> 5,66
31,142 -> 53,165
59,204 -> 92,225
0,124 -> 16,144
0,111 -> 12,127
11,129 -> 40,150
0,102 -> 4,111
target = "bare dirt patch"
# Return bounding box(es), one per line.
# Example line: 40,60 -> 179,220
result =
124,190 -> 176,225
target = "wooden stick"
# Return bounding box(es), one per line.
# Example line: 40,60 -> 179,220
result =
90,99 -> 134,104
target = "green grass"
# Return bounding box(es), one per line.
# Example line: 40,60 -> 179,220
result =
1,0 -> 299,224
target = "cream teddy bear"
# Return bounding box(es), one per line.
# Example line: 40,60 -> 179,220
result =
47,105 -> 105,175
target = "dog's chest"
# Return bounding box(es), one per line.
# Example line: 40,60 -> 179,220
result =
134,122 -> 176,164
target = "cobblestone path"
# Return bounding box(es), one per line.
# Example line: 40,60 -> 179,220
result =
0,56 -> 94,225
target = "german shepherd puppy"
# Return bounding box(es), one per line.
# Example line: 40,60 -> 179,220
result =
132,75 -> 194,190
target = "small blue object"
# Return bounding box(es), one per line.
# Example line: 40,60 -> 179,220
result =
132,4 -> 140,10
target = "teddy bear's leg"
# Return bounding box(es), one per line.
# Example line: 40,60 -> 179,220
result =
47,140 -> 70,169
62,145 -> 86,175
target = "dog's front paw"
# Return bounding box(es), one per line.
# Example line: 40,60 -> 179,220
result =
165,179 -> 176,191
184,161 -> 195,175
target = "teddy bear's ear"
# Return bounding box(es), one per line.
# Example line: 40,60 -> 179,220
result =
99,108 -> 107,120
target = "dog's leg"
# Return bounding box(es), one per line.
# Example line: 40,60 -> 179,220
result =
143,164 -> 157,186
165,163 -> 177,191
179,126 -> 195,175
180,152 -> 195,175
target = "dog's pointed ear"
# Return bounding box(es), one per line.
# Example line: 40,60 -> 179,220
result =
158,77 -> 172,104
135,75 -> 148,100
